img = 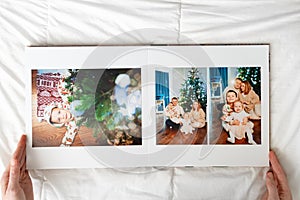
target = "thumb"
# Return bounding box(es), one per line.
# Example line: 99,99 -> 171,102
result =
8,159 -> 20,188
266,172 -> 280,200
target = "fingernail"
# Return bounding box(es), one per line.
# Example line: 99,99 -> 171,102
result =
267,171 -> 273,178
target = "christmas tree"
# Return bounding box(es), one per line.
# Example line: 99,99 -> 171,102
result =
62,69 -> 142,146
179,68 -> 207,112
237,67 -> 261,96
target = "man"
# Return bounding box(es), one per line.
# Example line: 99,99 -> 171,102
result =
165,97 -> 184,132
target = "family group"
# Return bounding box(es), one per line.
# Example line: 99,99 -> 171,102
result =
165,97 -> 206,134
221,78 -> 261,144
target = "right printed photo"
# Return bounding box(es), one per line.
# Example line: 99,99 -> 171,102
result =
209,67 -> 261,145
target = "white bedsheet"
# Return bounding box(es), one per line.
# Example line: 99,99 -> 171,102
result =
1,0 -> 299,199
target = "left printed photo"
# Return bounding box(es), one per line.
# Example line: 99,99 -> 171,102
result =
32,68 -> 142,147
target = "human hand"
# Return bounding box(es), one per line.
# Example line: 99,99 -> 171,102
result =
242,100 -> 249,105
1,135 -> 33,200
231,119 -> 240,126
220,115 -> 226,121
242,119 -> 248,125
262,151 -> 292,200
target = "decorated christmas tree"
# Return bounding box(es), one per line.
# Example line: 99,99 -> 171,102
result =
61,69 -> 142,146
179,68 -> 207,112
237,67 -> 261,96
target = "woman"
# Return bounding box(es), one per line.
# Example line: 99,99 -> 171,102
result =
190,101 -> 206,128
239,80 -> 260,119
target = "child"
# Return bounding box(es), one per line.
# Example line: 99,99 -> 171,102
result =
39,76 -> 84,147
221,90 -> 238,132
165,102 -> 175,118
180,113 -> 194,134
226,100 -> 256,145
222,77 -> 242,103
40,100 -> 84,146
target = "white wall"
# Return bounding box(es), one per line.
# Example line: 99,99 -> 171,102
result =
227,67 -> 239,87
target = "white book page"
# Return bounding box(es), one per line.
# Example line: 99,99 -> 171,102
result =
26,45 -> 269,169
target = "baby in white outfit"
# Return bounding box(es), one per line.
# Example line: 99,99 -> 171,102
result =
227,101 -> 256,145
180,113 -> 194,134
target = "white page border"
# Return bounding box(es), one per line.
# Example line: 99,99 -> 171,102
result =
26,45 -> 269,169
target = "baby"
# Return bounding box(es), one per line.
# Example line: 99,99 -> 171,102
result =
166,102 -> 175,116
180,113 -> 194,134
166,102 -> 181,124
226,100 -> 256,145
221,90 -> 238,132
40,100 -> 84,146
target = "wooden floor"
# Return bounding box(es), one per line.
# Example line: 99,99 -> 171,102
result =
210,99 -> 261,145
213,120 -> 261,145
32,123 -> 103,147
155,99 -> 261,145
156,125 -> 208,145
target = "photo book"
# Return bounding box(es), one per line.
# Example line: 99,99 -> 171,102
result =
26,45 -> 269,169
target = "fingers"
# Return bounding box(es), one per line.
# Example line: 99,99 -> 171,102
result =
261,191 -> 268,200
20,153 -> 26,172
16,135 -> 28,182
1,164 -> 10,197
7,135 -> 26,189
1,135 -> 27,198
12,135 -> 26,165
8,159 -> 21,189
269,151 -> 284,174
18,144 -> 26,172
19,154 -> 28,183
265,172 -> 280,200
1,134 -> 25,195
269,151 -> 289,185
269,151 -> 292,199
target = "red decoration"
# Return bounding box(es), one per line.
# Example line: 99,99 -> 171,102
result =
36,73 -> 63,117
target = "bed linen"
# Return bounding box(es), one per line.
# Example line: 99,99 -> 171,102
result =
0,0 -> 299,199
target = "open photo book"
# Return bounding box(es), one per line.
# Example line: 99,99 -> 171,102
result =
26,45 -> 269,169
